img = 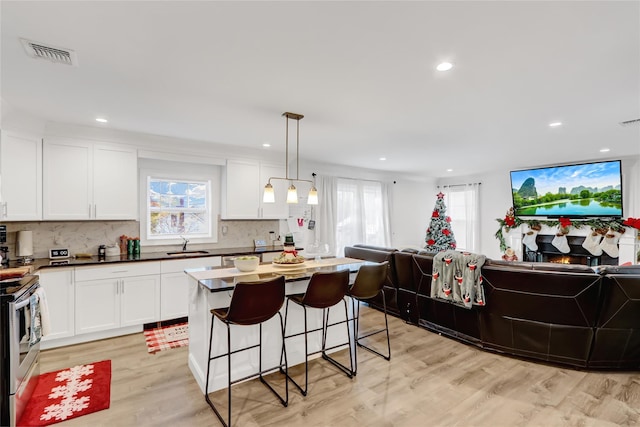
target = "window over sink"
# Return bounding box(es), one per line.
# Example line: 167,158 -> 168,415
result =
148,178 -> 210,237
139,159 -> 220,246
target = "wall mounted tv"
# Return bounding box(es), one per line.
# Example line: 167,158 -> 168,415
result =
510,160 -> 623,218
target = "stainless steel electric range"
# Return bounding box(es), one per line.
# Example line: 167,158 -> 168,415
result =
0,274 -> 41,427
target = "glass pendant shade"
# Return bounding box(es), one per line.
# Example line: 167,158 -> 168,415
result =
286,184 -> 298,203
307,186 -> 318,205
263,183 -> 275,203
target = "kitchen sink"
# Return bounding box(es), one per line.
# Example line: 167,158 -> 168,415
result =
166,250 -> 209,256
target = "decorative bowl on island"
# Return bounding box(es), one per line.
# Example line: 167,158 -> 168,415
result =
234,256 -> 260,272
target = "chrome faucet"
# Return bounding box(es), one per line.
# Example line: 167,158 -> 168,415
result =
180,236 -> 189,251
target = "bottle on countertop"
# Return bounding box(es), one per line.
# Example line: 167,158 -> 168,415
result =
98,245 -> 106,259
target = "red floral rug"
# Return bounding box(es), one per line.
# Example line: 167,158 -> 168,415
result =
143,322 -> 189,353
18,360 -> 111,426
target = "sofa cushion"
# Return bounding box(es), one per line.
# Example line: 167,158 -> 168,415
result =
481,265 -> 602,327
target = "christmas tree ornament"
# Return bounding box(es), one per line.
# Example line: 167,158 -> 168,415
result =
581,230 -> 603,256
552,232 -> 570,253
599,228 -> 622,258
424,192 -> 457,252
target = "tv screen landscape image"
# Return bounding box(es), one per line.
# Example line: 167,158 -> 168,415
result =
510,160 -> 623,218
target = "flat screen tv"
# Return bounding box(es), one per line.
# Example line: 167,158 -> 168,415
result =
510,160 -> 623,218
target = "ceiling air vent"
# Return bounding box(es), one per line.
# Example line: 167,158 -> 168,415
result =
619,118 -> 640,127
20,38 -> 78,66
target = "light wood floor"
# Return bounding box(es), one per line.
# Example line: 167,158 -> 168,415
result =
38,307 -> 640,427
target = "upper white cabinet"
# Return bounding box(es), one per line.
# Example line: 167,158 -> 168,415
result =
0,131 -> 42,220
221,159 -> 288,219
43,137 -> 138,220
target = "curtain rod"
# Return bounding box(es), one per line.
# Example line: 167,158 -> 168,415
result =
438,182 -> 482,188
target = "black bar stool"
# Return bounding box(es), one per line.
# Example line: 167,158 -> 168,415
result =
347,261 -> 391,375
204,275 -> 288,427
281,269 -> 354,396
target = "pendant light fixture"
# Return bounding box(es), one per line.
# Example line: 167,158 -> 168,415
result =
263,112 -> 318,205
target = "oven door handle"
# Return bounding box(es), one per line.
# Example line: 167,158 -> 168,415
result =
14,297 -> 31,310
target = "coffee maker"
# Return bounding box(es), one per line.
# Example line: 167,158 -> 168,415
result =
0,225 -> 8,266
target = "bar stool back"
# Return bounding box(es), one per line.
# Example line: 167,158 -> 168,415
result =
347,261 -> 391,374
205,275 -> 288,427
282,269 -> 354,396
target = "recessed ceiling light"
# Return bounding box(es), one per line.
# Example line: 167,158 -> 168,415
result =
379,157 -> 386,161
446,169 -> 453,172
600,148 -> 610,153
95,118 -> 108,123
262,143 -> 271,148
436,62 -> 453,71
549,122 -> 562,127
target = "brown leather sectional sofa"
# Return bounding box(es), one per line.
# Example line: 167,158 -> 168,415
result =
344,244 -> 640,369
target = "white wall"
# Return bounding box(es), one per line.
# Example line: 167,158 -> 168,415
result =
439,155 -> 640,260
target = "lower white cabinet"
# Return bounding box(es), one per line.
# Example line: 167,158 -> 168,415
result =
38,267 -> 75,341
160,256 -> 221,321
75,262 -> 160,335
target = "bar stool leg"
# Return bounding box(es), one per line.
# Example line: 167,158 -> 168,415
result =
259,314 -> 289,406
204,314 -> 232,427
281,299 -> 310,396
353,289 -> 391,362
321,298 -> 355,378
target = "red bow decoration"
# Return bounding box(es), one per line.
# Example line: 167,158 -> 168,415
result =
427,239 -> 435,246
432,210 -> 439,218
445,216 -> 452,223
443,229 -> 451,236
623,217 -> 640,230
559,217 -> 572,228
450,242 -> 457,249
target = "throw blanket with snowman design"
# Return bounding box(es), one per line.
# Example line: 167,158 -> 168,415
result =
431,250 -> 487,308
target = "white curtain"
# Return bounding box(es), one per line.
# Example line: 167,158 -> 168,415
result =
315,175 -> 338,256
441,183 -> 480,252
314,175 -> 391,257
335,178 -> 391,256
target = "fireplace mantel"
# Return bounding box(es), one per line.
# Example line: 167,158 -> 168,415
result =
502,224 -> 638,266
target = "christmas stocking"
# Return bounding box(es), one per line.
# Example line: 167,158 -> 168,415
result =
581,231 -> 603,256
522,225 -> 539,251
599,229 -> 621,258
552,232 -> 570,253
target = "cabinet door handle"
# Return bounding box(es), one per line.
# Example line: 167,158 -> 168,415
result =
121,280 -> 124,294
3,202 -> 7,217
89,204 -> 92,217
94,204 -> 97,218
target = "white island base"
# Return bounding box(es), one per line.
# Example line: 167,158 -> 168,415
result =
186,261 -> 360,394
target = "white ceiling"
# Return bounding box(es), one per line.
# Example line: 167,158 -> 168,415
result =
2,1 -> 639,178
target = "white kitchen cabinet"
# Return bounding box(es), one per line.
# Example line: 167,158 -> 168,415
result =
221,159 -> 288,219
75,262 -> 160,334
38,267 -> 75,341
160,256 -> 221,321
75,278 -> 120,334
93,144 -> 138,219
43,137 -> 137,220
0,131 -> 42,220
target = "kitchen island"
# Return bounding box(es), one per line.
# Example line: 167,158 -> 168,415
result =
185,258 -> 364,393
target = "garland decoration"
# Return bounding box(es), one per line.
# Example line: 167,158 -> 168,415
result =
495,207 -> 627,253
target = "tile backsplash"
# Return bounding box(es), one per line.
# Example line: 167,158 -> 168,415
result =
2,219 -> 282,260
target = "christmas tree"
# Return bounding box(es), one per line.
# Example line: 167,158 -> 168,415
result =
424,192 -> 457,252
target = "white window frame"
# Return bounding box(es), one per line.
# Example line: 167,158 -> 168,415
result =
139,159 -> 219,246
